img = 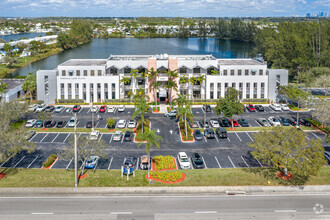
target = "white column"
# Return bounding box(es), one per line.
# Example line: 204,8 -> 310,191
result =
64,83 -> 68,99
101,83 -> 105,102
72,83 -> 76,100
221,82 -> 225,98
93,83 -> 98,103
86,83 -> 90,103
79,83 -> 83,100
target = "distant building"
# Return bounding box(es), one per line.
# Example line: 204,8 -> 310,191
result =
0,79 -> 25,102
306,13 -> 311,18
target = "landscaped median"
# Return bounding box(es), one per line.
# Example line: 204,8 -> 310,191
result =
28,127 -> 134,133
1,166 -> 330,187
191,126 -> 317,133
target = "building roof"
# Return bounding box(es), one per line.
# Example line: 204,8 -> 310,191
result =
218,59 -> 264,66
0,79 -> 25,91
60,59 -> 107,67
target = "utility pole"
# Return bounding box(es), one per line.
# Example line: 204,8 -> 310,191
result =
74,113 -> 78,188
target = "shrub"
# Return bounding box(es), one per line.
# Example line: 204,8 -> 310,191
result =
153,156 -> 176,170
42,154 -> 57,168
179,121 -> 194,141
57,99 -> 84,103
150,171 -> 183,183
107,118 -> 115,128
153,107 -> 160,112
307,118 -> 329,134
242,98 -> 269,103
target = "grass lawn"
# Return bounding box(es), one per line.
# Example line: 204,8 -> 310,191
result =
1,166 -> 330,187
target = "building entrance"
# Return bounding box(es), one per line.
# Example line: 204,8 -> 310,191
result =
158,89 -> 167,103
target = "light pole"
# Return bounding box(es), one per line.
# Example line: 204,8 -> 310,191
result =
91,102 -> 94,131
74,113 -> 78,188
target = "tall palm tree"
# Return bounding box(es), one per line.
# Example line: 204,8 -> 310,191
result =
174,94 -> 190,109
197,75 -> 207,129
177,106 -> 194,138
147,68 -> 159,103
166,69 -> 179,106
120,76 -> 131,85
150,80 -> 162,110
130,69 -> 139,93
136,129 -> 163,178
132,96 -> 151,133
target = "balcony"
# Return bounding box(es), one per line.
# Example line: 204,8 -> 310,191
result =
193,85 -> 201,90
124,85 -> 133,90
179,84 -> 188,89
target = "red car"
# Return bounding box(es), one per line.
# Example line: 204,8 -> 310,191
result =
99,105 -> 106,113
228,119 -> 239,127
72,105 -> 81,112
246,104 -> 256,112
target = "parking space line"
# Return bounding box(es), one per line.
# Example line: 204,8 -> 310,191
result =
228,156 -> 235,168
246,132 -> 253,141
66,158 -> 73,169
311,132 -> 322,140
214,135 -> 219,142
0,157 -> 11,167
27,156 -> 38,168
98,134 -> 103,142
95,121 -> 100,128
108,157 -> 113,169
204,136 -> 207,142
51,133 -> 60,143
305,135 -> 310,140
227,137 -> 231,142
235,132 -> 242,142
190,157 -> 194,169
202,157 -> 207,169
104,124 -> 108,128
93,161 -> 98,170
256,158 -> 263,167
241,156 -> 249,167
136,158 -> 139,170
87,109 -> 91,113
174,157 -> 179,170
255,120 -> 262,127
29,133 -> 38,142
121,135 -> 124,143
77,108 -> 83,114
77,134 -> 81,140
13,156 -> 25,168
109,134 -> 114,143
214,156 -> 222,168
63,134 -> 70,143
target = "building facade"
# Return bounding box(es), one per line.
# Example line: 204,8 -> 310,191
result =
37,54 -> 288,104
0,79 -> 25,103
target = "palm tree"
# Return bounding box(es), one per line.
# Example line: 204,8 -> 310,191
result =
166,70 -> 179,106
132,96 -> 151,133
130,69 -> 139,94
147,68 -> 159,103
174,94 -> 190,109
150,81 -> 162,110
120,76 -> 131,85
177,106 -> 194,138
136,129 -> 163,178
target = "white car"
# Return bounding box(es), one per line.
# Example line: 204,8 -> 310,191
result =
268,116 -> 281,126
281,104 -> 290,111
67,117 -> 77,127
35,104 -> 46,112
54,106 -> 65,113
89,130 -> 100,140
118,105 -> 126,112
269,103 -> 281,111
127,120 -> 137,128
28,104 -> 38,112
117,119 -> 126,128
25,119 -> 37,128
113,131 -> 122,141
108,106 -> 116,113
177,152 -> 191,169
90,106 -> 98,113
210,120 -> 220,128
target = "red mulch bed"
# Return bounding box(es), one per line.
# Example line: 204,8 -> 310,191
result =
146,173 -> 186,184
228,128 -> 236,131
41,128 -> 48,131
0,173 -> 6,180
109,129 -> 115,132
180,131 -> 194,142
41,158 -> 58,169
276,171 -> 293,180
152,157 -> 177,171
153,110 -> 159,113
78,174 -> 87,179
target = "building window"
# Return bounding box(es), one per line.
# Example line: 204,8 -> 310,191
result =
230,70 -> 234,76
259,69 -> 263,75
76,70 -> 80,76
124,68 -> 131,74
210,83 -> 214,90
60,83 -> 64,95
179,67 -> 187,74
68,70 -> 73,76
210,91 -> 214,99
193,67 -> 200,74
75,83 -> 79,96
62,70 -> 66,76
207,67 -> 216,75
246,83 -> 250,99
68,83 -> 72,99
84,70 -> 87,76
253,82 -> 257,98
238,70 -> 242,76
110,68 -> 118,75
223,70 -> 227,76
217,83 -> 221,98
251,70 -> 256,75
276,75 -> 281,88
245,70 -> 249,76
225,83 -> 228,93
239,83 -> 243,99
44,76 -> 49,95
98,70 -> 102,76
261,82 -> 265,98
91,70 -> 95,76
232,83 -> 236,88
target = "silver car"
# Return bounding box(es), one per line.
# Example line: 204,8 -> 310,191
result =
257,118 -> 271,127
164,110 -> 177,117
67,117 -> 77,127
113,131 -> 122,141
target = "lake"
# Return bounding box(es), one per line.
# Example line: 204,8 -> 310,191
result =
1,32 -> 45,42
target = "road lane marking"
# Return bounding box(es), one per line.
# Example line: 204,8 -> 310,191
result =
214,156 -> 221,168
51,133 -> 60,143
27,156 -> 38,168
228,156 -> 236,168
274,210 -> 296,213
110,212 -> 132,215
311,132 -> 321,140
246,132 -> 253,141
235,132 -> 242,142
0,156 -> 11,167
241,156 -> 249,167
227,136 -> 231,142
256,158 -> 263,167
31,213 -> 54,215
40,133 -> 49,143
194,211 -> 217,214
305,135 -> 310,140
108,157 -> 113,169
13,156 -> 25,168
66,158 -> 73,169
202,157 -> 207,169
63,134 -> 70,143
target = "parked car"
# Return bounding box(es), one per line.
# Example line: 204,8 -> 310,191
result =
255,105 -> 264,112
210,119 -> 220,128
113,131 -> 122,141
204,128 -> 215,139
281,104 -> 290,111
127,120 -> 137,128
44,105 -> 55,112
257,118 -> 271,127
86,121 -> 96,128
203,104 -> 212,112
89,130 -> 100,140
123,157 -> 137,174
72,105 -> 81,112
177,152 -> 191,169
190,121 -> 199,128
164,110 -> 177,117
216,127 -> 227,138
191,153 -> 204,169
199,120 -> 209,128
268,116 -> 281,126
140,155 -> 150,170
54,106 -> 65,113
287,117 -> 297,126
237,118 -> 249,127
117,119 -> 126,128
194,129 -> 204,141
270,103 -> 281,111
324,151 -> 330,164
228,119 -> 239,127
25,130 -> 36,140
279,117 -> 290,126
219,117 -> 230,127
90,106 -> 98,113
67,117 -> 77,127
35,120 -> 43,128
299,118 -> 311,126
108,106 -> 116,113
99,105 -> 106,113
56,121 -> 67,128
118,105 -> 126,112
123,131 -> 134,141
25,119 -> 37,128
246,104 -> 256,112
85,156 -> 99,169
35,104 -> 46,112
28,104 -> 38,112
44,120 -> 56,128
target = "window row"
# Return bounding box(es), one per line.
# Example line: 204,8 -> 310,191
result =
209,82 -> 265,99
222,69 -> 264,76
61,70 -> 103,77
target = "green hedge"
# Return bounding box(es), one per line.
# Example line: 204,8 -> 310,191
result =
57,99 -> 84,103
242,98 -> 269,103
307,118 -> 329,134
153,156 -> 176,170
42,154 -> 57,168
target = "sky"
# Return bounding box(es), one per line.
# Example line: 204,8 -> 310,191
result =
0,0 -> 329,17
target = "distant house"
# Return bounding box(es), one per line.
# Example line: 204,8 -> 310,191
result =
0,51 -> 6,63
20,49 -> 31,57
0,79 -> 26,103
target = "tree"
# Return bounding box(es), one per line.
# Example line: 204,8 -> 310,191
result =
177,106 -> 193,138
0,101 -> 36,163
29,41 -> 46,53
150,80 -> 162,110
132,96 -> 151,133
248,127 -> 326,177
147,68 -> 159,103
166,70 -> 179,106
314,74 -> 330,99
16,42 -> 28,53
174,94 -> 190,109
3,56 -> 17,67
136,129 -> 163,178
0,81 -> 9,94
3,43 -> 12,57
214,87 -> 244,128
61,135 -> 107,178
106,118 -> 115,128
22,72 -> 37,102
312,100 -> 330,127
37,111 -> 51,122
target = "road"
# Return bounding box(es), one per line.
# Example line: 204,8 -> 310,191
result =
0,194 -> 329,219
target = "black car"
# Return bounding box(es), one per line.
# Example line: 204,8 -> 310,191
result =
191,153 -> 204,169
299,118 -> 311,126
56,121 -> 67,128
194,129 -> 204,141
123,157 -> 137,168
204,128 -> 215,139
203,104 -> 212,112
219,117 -> 230,127
216,127 -> 227,138
199,120 -> 209,128
287,117 -> 297,126
44,120 -> 56,128
44,105 -> 55,112
86,121 -> 96,128
123,131 -> 134,141
237,118 -> 249,127
255,105 -> 264,112
279,117 -> 290,126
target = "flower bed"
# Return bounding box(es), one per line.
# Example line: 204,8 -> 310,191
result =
0,173 -> 6,180
146,171 -> 185,184
276,171 -> 293,180
178,121 -> 194,141
152,155 -> 177,171
152,107 -> 160,113
42,154 -> 57,169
